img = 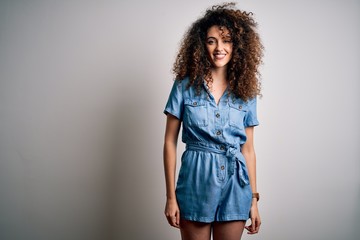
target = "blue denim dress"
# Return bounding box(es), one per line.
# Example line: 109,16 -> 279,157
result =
164,77 -> 259,222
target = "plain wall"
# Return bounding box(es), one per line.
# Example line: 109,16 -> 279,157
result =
0,0 -> 359,239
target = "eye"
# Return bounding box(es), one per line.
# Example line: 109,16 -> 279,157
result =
207,39 -> 215,45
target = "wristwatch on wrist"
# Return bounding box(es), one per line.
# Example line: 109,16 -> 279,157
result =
252,192 -> 260,201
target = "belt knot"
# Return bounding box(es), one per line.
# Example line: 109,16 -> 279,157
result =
186,143 -> 249,186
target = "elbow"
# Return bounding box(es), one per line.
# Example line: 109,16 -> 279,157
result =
242,149 -> 256,162
164,139 -> 177,148
163,139 -> 177,152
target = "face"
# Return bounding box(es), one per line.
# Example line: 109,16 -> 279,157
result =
205,25 -> 233,69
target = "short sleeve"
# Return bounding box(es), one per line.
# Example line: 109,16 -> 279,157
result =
244,97 -> 259,127
163,80 -> 184,120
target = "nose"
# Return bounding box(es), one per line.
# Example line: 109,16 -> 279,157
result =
215,41 -> 224,51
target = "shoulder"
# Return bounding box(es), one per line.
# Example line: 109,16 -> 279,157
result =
172,76 -> 191,93
246,97 -> 257,106
175,76 -> 190,86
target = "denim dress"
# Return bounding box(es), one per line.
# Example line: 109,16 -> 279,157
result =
164,77 -> 259,222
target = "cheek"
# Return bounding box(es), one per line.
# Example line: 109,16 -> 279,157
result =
206,45 -> 213,55
227,46 -> 233,55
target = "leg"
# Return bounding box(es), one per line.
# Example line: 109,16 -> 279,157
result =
213,220 -> 246,240
180,219 -> 212,240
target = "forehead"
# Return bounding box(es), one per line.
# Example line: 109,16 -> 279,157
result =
207,25 -> 231,37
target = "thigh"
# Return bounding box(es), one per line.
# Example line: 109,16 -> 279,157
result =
176,151 -> 222,223
213,221 -> 246,240
180,219 -> 211,240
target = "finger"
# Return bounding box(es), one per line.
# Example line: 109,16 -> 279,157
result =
171,216 -> 179,228
175,211 -> 180,227
169,216 -> 177,227
165,212 -> 170,224
165,213 -> 175,226
171,216 -> 176,225
255,219 -> 261,233
255,220 -> 261,232
247,219 -> 260,234
251,218 -> 256,232
166,216 -> 172,226
245,225 -> 253,234
165,213 -> 173,225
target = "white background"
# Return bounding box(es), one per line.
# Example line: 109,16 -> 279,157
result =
0,0 -> 359,239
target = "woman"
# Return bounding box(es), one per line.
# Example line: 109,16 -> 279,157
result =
163,3 -> 263,239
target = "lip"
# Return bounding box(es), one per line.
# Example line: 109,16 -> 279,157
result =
214,53 -> 226,60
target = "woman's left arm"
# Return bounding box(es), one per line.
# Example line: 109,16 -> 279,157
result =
242,126 -> 261,234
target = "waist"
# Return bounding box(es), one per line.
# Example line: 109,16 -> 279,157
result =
185,142 -> 240,155
185,142 -> 249,186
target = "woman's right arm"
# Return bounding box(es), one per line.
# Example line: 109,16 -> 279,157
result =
163,114 -> 181,228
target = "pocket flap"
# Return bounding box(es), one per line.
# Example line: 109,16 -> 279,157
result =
184,98 -> 206,107
228,101 -> 247,111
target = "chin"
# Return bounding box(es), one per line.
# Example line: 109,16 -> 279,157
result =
213,62 -> 229,68
211,59 -> 231,68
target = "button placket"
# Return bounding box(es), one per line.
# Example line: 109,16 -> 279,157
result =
217,158 -> 226,182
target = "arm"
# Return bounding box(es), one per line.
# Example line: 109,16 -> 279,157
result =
242,126 -> 261,234
163,114 -> 181,228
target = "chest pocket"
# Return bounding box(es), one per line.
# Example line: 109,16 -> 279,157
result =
229,101 -> 247,130
184,98 -> 208,127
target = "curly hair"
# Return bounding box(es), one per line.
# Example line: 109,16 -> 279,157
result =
172,2 -> 263,101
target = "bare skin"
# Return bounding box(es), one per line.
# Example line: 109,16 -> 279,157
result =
206,25 -> 232,105
179,219 -> 246,240
242,127 -> 261,234
180,220 -> 211,240
163,114 -> 181,228
212,221 -> 246,240
163,25 -> 261,239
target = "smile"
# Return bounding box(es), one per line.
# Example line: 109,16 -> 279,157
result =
214,53 -> 226,60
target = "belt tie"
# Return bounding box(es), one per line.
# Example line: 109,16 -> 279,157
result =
186,143 -> 249,186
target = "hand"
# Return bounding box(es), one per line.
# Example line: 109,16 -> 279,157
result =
164,198 -> 180,228
245,200 -> 261,234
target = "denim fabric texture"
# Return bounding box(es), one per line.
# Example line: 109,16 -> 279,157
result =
164,77 -> 259,222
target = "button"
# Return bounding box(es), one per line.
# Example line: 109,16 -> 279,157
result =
216,130 -> 221,136
215,113 -> 220,118
221,166 -> 225,170
239,105 -> 242,110
193,102 -> 197,106
220,146 -> 225,150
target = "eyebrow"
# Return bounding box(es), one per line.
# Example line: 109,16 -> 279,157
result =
206,35 -> 231,40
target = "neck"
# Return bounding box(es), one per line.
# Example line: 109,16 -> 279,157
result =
211,66 -> 227,83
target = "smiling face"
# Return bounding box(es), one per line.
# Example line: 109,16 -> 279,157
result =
205,25 -> 233,69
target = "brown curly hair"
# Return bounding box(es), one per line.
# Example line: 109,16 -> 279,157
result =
172,2 -> 263,101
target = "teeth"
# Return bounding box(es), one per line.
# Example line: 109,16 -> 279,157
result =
214,54 -> 226,59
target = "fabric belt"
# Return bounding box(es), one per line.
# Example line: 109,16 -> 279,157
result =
186,143 -> 249,186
